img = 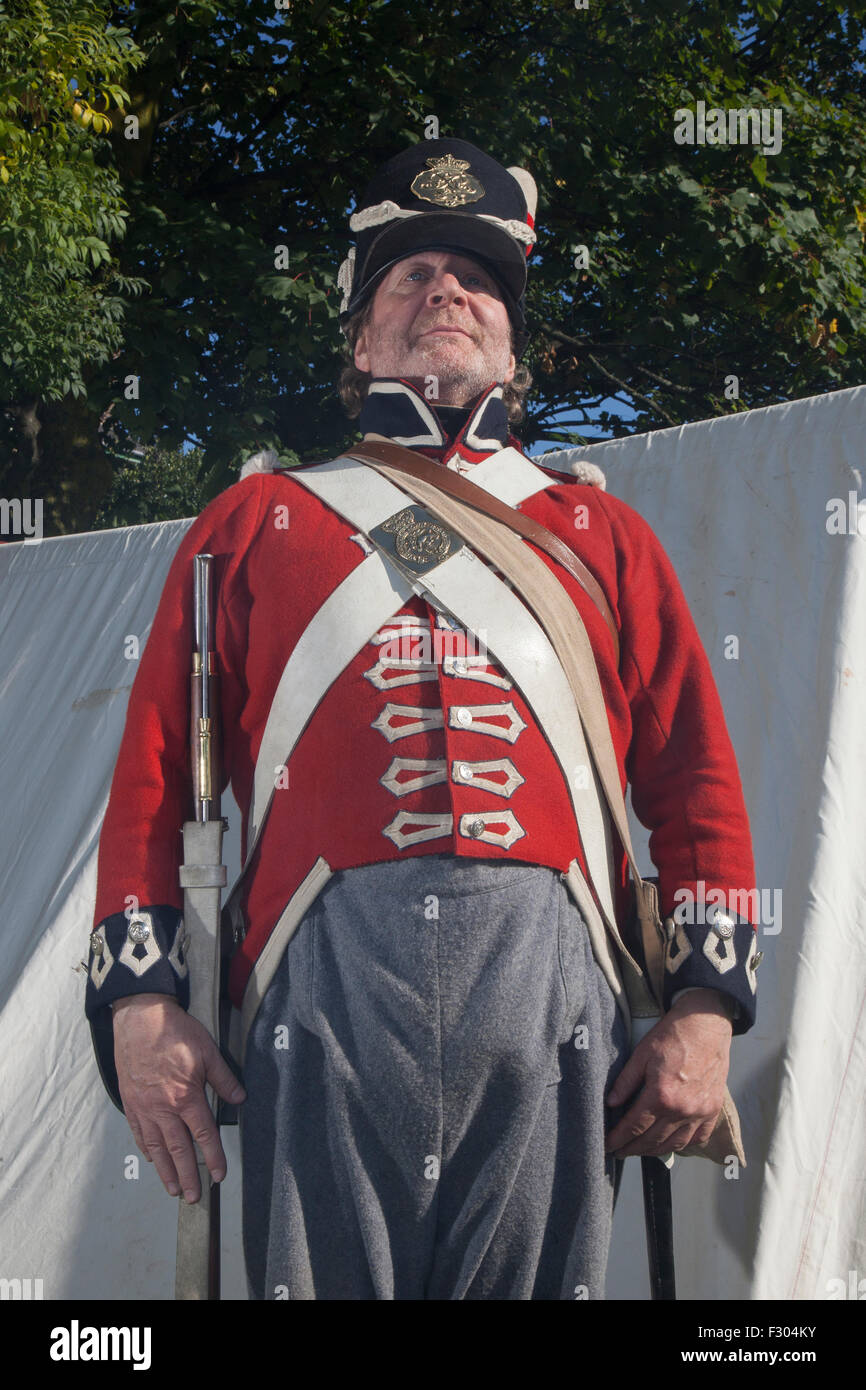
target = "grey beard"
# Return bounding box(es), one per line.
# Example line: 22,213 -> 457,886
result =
426,359 -> 500,407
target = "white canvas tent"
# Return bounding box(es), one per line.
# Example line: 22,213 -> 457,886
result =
1,384 -> 864,1301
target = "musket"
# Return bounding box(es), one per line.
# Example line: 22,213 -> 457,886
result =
622,890 -> 676,1303
630,1011 -> 676,1301
175,553 -> 227,1300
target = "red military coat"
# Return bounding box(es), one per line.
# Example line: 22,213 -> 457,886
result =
86,382 -> 758,1104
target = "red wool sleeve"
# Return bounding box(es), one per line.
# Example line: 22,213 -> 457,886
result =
598,490 -> 757,923
92,475 -> 269,926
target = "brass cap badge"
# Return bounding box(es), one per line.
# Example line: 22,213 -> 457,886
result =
410,155 -> 486,209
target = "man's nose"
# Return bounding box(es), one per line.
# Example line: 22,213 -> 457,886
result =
427,273 -> 468,305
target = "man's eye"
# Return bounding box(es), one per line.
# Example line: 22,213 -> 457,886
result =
403,269 -> 488,285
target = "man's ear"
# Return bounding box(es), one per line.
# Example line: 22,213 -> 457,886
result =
353,325 -> 371,374
503,350 -> 516,386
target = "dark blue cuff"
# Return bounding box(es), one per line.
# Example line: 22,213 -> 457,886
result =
662,905 -> 760,1035
85,906 -> 189,1111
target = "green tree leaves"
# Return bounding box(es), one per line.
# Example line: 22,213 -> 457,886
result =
0,1 -> 146,404
1,0 -> 864,531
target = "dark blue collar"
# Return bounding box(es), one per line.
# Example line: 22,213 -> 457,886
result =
358,379 -> 510,452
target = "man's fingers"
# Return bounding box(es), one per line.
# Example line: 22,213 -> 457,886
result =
662,1122 -> 697,1153
607,1092 -> 720,1156
137,1119 -> 184,1197
179,1093 -> 229,1186
605,1086 -> 714,1156
128,1091 -> 227,1200
605,1048 -> 647,1107
605,1100 -> 656,1154
118,1089 -> 172,1179
123,1110 -> 150,1163
202,1042 -> 246,1107
614,1120 -> 698,1159
160,1112 -> 211,1203
689,1115 -> 720,1149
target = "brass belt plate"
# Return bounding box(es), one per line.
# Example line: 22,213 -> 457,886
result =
369,504 -> 463,577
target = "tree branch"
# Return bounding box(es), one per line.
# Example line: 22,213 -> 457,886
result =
585,351 -> 681,426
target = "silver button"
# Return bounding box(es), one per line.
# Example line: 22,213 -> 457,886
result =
710,910 -> 735,940
457,763 -> 473,781
90,933 -> 104,957
466,818 -> 485,838
454,707 -> 472,727
127,918 -> 151,944
452,660 -> 467,674
750,950 -> 764,972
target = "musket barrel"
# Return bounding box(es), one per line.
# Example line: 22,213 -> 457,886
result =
194,554 -> 215,820
177,551 -> 226,1301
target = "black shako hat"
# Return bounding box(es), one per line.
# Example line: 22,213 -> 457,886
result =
338,138 -> 538,357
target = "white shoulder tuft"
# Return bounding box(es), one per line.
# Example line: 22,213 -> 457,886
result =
568,458 -> 606,490
240,449 -> 281,480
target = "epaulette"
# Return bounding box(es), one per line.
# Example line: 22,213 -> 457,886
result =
532,451 -> 607,490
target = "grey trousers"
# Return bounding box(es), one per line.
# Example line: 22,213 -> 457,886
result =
240,855 -> 629,1300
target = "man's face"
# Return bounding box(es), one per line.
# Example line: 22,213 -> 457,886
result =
353,250 -> 517,406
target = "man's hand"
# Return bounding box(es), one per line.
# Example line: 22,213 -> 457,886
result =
604,989 -> 734,1158
112,993 -> 246,1204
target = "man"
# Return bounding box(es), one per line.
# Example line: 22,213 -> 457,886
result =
86,138 -> 758,1300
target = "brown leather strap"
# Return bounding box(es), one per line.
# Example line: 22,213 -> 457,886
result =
342,439 -> 620,665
